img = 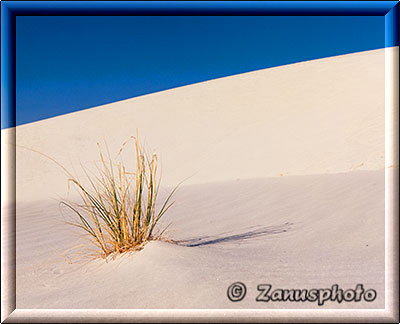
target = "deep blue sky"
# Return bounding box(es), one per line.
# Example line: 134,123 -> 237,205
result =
16,16 -> 384,127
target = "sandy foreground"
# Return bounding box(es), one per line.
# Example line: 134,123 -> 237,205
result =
2,47 -> 397,310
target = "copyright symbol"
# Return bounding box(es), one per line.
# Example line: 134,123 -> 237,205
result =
227,282 -> 246,302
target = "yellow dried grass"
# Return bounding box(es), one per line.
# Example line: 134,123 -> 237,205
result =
61,133 -> 178,258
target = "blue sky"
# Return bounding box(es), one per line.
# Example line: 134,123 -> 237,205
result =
16,15 -> 384,127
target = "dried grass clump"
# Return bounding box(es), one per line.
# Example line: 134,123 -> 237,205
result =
61,134 -> 177,258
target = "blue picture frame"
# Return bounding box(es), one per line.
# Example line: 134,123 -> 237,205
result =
1,1 -> 398,322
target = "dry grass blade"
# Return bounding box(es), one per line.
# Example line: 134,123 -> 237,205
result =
61,133 -> 178,258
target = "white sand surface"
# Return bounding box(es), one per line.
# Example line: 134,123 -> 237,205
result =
2,47 -> 397,310
14,171 -> 385,309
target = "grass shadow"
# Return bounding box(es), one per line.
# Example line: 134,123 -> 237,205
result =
175,222 -> 293,247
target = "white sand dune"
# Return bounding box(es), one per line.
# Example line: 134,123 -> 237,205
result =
11,47 -> 387,202
2,47 -> 397,311
14,171 -> 385,309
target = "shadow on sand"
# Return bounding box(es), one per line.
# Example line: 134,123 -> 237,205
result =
175,222 -> 293,247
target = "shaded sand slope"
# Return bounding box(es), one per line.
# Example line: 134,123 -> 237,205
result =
3,47 -> 394,310
16,171 -> 385,309
9,48 -> 387,203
